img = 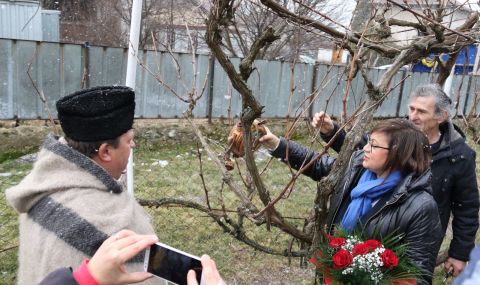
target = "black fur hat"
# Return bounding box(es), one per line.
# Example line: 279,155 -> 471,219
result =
56,86 -> 135,142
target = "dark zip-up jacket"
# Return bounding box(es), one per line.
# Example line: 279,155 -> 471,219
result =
321,121 -> 479,261
271,138 -> 442,284
38,268 -> 77,285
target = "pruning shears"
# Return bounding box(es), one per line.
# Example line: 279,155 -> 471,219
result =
443,267 -> 454,282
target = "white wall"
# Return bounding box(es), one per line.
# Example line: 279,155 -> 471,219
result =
387,6 -> 471,44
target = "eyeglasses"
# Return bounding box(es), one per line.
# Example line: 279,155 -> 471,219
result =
366,135 -> 390,152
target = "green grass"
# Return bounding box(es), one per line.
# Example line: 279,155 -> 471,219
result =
0,160 -> 32,284
0,124 -> 479,284
0,147 -> 36,164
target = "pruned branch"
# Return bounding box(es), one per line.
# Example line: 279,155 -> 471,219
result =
195,142 -> 212,210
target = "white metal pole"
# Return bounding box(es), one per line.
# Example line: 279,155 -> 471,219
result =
473,44 -> 480,75
443,64 -> 455,97
126,0 -> 143,195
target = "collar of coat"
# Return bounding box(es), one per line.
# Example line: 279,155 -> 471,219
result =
6,134 -> 124,214
43,134 -> 123,194
435,121 -> 465,155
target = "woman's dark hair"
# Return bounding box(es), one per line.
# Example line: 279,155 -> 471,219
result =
65,136 -> 120,158
370,119 -> 431,175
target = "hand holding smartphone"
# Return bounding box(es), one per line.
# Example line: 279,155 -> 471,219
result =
144,242 -> 203,285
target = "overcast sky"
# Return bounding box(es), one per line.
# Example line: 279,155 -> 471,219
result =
322,0 -> 357,30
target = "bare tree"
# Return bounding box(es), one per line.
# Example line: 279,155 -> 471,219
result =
43,0 -> 348,61
41,0 -> 95,20
138,0 -> 479,266
111,0 -> 208,50
212,0 -> 350,60
132,3 -> 479,280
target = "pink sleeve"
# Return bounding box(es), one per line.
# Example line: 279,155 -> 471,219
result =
73,259 -> 100,285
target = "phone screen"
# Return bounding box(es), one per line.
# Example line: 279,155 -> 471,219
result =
145,243 -> 202,285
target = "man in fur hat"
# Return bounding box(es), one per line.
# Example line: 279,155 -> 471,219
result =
6,86 -> 158,285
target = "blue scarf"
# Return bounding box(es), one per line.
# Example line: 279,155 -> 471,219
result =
341,169 -> 402,232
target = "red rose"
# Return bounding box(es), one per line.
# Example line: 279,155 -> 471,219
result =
352,243 -> 370,256
380,249 -> 399,268
332,249 -> 353,269
329,237 -> 346,248
364,239 -> 382,250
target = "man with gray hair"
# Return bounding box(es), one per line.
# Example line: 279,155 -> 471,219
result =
314,83 -> 479,277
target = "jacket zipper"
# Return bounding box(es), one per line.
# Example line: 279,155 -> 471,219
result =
364,192 -> 407,229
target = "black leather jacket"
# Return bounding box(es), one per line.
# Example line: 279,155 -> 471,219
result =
322,121 -> 479,261
271,138 -> 442,284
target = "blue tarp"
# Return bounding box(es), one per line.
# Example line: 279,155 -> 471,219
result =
411,44 -> 477,74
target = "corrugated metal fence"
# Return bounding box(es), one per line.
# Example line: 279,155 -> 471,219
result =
0,38 -> 479,120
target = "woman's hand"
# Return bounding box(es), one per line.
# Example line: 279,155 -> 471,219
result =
258,126 -> 280,151
187,255 -> 225,285
87,230 -> 158,285
312,111 -> 334,135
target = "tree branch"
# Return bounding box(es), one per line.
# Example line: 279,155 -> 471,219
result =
186,116 -> 259,215
205,1 -> 264,118
388,18 -> 427,33
436,50 -> 461,86
386,0 -> 478,42
138,197 -> 308,257
239,27 -> 279,81
260,0 -> 400,58
206,0 -> 312,242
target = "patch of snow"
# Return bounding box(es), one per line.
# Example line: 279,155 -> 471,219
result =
151,160 -> 169,167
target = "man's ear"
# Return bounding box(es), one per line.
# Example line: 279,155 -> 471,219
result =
96,143 -> 112,162
438,110 -> 449,123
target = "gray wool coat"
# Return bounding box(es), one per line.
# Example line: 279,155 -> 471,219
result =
6,135 -> 158,285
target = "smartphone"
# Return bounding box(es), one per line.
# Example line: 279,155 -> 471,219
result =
144,242 -> 203,285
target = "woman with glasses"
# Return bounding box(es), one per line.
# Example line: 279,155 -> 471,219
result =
260,118 -> 442,285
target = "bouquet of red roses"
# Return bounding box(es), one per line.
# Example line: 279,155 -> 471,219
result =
309,230 -> 421,285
